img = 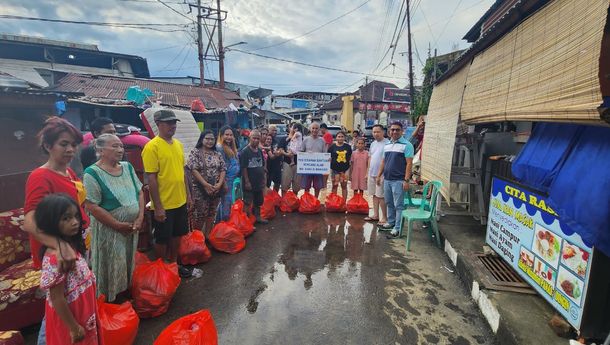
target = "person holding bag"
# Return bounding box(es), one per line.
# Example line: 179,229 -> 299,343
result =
187,130 -> 226,236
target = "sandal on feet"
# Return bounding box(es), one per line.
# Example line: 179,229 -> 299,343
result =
364,217 -> 379,222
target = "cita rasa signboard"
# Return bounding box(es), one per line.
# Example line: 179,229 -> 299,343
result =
485,178 -> 593,329
382,88 -> 411,104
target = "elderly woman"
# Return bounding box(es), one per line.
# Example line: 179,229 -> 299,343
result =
216,125 -> 240,221
83,133 -> 145,302
23,116 -> 89,344
188,130 -> 226,235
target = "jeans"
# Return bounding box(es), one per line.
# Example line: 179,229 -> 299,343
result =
384,179 -> 405,232
37,316 -> 46,345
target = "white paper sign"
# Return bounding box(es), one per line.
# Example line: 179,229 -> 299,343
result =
297,152 -> 331,175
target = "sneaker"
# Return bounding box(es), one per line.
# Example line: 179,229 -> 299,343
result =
378,223 -> 394,230
178,265 -> 193,278
386,230 -> 400,239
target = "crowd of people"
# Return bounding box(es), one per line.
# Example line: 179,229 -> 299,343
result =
22,109 -> 416,344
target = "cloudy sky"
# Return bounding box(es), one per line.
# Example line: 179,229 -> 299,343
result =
0,0 -> 493,94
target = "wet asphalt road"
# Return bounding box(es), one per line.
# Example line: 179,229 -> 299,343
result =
132,212 -> 494,345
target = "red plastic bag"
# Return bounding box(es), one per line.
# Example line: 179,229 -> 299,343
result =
266,189 -> 282,207
279,191 -> 300,212
179,230 -> 212,265
260,194 -> 277,220
209,222 -> 246,254
131,259 -> 181,318
191,99 -> 206,112
154,309 -> 218,345
347,194 -> 369,214
135,251 -> 150,267
228,200 -> 254,237
299,192 -> 321,214
325,193 -> 346,213
98,294 -> 140,345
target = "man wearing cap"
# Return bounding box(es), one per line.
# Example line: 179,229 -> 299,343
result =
142,109 -> 192,278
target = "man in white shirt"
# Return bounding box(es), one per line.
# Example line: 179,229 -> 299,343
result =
366,124 -> 389,224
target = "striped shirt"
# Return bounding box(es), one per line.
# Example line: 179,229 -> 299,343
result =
382,137 -> 414,181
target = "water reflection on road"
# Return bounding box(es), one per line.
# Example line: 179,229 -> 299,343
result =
225,213 -> 388,344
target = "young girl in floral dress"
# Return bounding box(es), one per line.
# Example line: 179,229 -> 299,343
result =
36,194 -> 102,345
350,138 -> 369,195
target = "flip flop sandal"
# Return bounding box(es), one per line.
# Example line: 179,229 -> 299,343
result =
364,217 -> 379,222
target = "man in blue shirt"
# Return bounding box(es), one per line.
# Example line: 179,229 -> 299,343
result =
376,121 -> 414,237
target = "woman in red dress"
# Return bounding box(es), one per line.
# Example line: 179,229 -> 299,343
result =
22,117 -> 89,344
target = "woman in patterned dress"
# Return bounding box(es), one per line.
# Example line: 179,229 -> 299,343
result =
216,126 -> 239,221
83,134 -> 144,302
188,130 -> 226,235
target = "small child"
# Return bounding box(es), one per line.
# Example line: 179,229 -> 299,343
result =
36,193 -> 102,345
286,124 -> 303,166
350,138 -> 369,195
328,131 -> 352,201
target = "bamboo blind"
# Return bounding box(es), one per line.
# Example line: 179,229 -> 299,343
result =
461,0 -> 608,124
421,65 -> 471,202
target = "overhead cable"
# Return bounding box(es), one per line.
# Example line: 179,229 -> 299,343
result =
229,48 -> 408,80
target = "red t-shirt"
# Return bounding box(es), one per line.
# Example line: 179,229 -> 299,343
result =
323,132 -> 333,146
24,167 -> 89,269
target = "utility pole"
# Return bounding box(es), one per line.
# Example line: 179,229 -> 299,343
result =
432,48 -> 438,83
197,0 -> 205,87
406,0 -> 415,112
217,0 -> 225,89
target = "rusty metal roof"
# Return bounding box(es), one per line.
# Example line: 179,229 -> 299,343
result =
49,73 -> 243,109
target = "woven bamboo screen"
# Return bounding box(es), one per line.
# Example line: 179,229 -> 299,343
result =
461,0 -> 608,124
421,65 -> 470,201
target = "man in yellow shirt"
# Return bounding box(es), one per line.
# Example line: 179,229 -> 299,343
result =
142,109 -> 192,277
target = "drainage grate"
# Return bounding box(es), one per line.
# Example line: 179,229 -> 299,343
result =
471,254 -> 536,294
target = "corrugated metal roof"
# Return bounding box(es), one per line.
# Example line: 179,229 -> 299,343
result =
49,73 -> 243,109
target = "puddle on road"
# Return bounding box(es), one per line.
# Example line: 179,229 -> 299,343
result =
250,213 -> 379,310
222,214 -> 387,343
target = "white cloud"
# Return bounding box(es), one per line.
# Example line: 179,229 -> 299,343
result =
0,0 -> 495,93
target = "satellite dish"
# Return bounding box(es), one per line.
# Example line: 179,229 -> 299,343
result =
248,88 -> 272,99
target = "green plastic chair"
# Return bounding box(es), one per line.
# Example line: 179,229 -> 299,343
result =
232,177 -> 243,203
404,181 -> 432,208
399,180 -> 443,252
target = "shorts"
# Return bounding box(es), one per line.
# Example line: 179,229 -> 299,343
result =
243,190 -> 264,207
152,204 -> 189,245
301,174 -> 324,190
281,162 -> 300,192
367,176 -> 384,198
267,165 -> 282,188
331,171 -> 349,185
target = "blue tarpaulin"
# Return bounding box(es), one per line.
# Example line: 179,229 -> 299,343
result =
512,122 -> 610,256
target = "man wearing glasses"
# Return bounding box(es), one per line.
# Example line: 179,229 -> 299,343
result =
375,121 -> 414,237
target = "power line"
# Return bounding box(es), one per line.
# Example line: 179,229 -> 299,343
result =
156,0 -> 196,23
230,48 -> 408,80
250,0 -> 371,51
0,14 -> 189,32
120,0 -> 186,3
433,0 -> 464,47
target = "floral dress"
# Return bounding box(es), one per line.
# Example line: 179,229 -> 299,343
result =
216,144 -> 240,221
187,148 -> 226,229
83,162 -> 142,302
41,252 -> 102,345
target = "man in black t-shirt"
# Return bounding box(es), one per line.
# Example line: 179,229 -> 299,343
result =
266,125 -> 283,191
80,117 -> 117,169
240,129 -> 268,224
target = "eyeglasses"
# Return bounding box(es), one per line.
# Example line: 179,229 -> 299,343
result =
390,128 -> 401,132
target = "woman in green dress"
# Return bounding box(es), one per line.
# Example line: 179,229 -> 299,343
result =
83,133 -> 145,302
